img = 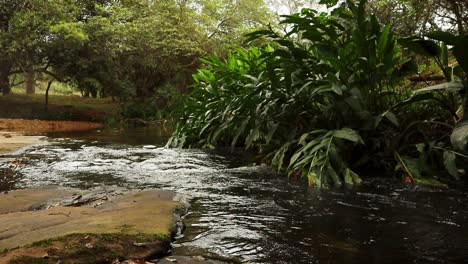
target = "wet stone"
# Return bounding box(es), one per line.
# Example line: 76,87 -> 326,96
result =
157,255 -> 230,264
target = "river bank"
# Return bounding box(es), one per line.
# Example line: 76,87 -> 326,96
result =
0,118 -> 105,155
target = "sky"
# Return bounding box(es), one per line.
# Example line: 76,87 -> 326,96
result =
266,0 -> 327,16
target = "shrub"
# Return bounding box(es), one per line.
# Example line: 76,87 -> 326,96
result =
169,0 -> 468,187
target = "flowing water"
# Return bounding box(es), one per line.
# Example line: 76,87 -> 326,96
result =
1,127 -> 467,264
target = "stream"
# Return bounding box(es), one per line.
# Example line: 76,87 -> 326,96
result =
1,127 -> 467,264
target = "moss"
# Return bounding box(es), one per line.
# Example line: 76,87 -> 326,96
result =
0,189 -> 178,263
10,233 -> 171,264
10,256 -> 51,264
27,233 -> 169,247
28,239 -> 54,248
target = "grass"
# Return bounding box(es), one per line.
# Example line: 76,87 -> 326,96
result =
0,93 -> 120,122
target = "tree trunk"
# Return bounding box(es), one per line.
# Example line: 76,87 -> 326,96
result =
0,62 -> 12,95
447,1 -> 465,35
25,66 -> 35,94
45,80 -> 53,112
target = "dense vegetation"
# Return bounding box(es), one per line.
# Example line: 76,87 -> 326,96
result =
0,0 -> 272,117
169,0 -> 468,187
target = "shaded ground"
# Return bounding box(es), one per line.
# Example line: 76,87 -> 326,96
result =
0,187 -> 182,263
0,94 -> 119,122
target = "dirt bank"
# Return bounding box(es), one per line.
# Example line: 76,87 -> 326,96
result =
0,118 -> 104,155
0,118 -> 103,135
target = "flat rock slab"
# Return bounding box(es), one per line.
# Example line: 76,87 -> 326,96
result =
0,187 -> 182,263
0,186 -> 75,214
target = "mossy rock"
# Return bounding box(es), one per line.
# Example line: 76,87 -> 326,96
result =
8,233 -> 170,264
0,187 -> 184,263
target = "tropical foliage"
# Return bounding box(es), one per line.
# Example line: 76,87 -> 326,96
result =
170,0 -> 468,187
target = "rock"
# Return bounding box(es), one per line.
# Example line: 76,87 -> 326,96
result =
126,118 -> 149,127
0,132 -> 44,155
157,256 -> 231,264
0,187 -> 184,263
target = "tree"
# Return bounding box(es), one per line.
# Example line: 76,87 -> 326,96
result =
0,0 -> 74,95
367,0 -> 468,36
46,0 -> 208,102
1,0 -> 275,107
267,0 -> 321,15
194,0 -> 273,51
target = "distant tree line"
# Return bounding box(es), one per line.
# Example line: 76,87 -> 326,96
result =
0,0 -> 272,102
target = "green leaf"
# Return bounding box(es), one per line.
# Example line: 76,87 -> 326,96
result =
327,167 -> 342,187
331,83 -> 344,95
415,178 -> 448,188
272,143 -> 292,171
289,150 -> 304,168
231,117 -> 250,150
307,170 -> 322,187
426,31 -> 457,45
265,122 -> 279,144
414,81 -> 464,93
399,155 -> 422,179
245,126 -> 260,149
443,151 -> 459,180
343,168 -> 354,185
332,128 -> 364,144
383,111 -> 399,126
377,24 -> 391,59
385,93 -> 437,114
441,43 -> 449,67
319,0 -> 339,7
399,38 -> 441,57
347,168 -> 362,185
453,35 -> 468,74
450,123 -> 468,151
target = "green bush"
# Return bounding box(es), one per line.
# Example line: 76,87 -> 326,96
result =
169,0 -> 468,187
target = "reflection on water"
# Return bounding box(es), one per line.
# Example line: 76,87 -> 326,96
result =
2,128 -> 468,263
47,126 -> 172,146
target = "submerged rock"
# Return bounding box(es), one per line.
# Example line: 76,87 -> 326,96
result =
157,255 -> 230,264
0,187 -> 184,263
